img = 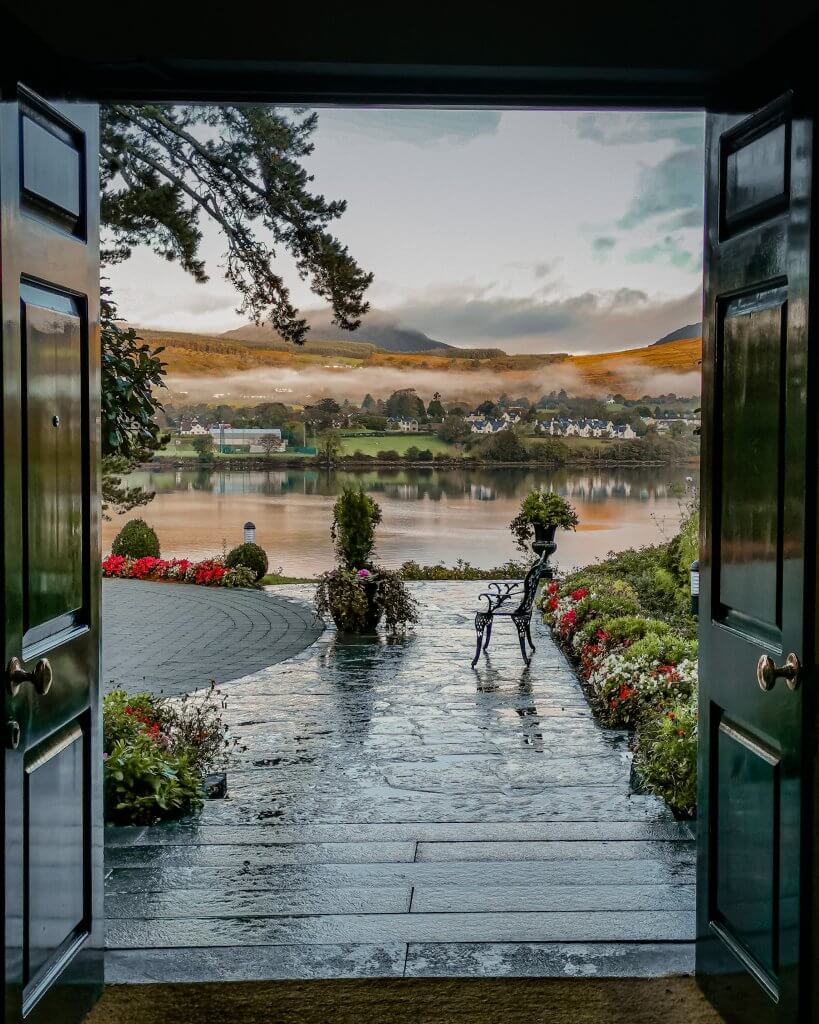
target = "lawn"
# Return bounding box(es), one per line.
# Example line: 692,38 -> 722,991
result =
338,433 -> 458,456
530,434 -> 610,451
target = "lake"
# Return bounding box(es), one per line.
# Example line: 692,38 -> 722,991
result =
102,464 -> 697,576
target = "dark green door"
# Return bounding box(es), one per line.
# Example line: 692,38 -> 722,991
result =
698,93 -> 813,1023
1,88 -> 102,1022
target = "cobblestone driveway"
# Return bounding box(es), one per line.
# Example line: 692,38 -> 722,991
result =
102,579 -> 323,696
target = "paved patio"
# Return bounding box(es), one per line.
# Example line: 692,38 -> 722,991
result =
103,582 -> 695,983
102,579 -> 324,696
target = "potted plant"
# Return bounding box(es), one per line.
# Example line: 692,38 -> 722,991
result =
510,490 -> 579,556
315,486 -> 417,634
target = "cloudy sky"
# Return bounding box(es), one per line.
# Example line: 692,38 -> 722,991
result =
107,108 -> 705,355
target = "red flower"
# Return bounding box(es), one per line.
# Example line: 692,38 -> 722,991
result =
596,628 -> 610,643
547,597 -> 559,612
547,581 -> 559,596
570,587 -> 589,602
618,684 -> 635,702
102,554 -> 128,577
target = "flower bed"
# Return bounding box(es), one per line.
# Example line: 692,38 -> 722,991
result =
539,516 -> 699,818
103,684 -> 243,825
102,553 -> 257,588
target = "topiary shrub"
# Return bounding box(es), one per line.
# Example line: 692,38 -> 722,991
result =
331,486 -> 382,569
225,542 -> 269,581
111,519 -> 160,559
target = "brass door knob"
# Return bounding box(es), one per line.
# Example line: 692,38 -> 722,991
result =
6,657 -> 52,697
757,653 -> 801,692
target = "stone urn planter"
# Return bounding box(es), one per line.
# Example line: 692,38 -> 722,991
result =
532,522 -> 558,559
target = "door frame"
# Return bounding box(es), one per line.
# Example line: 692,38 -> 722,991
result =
3,9 -> 819,1024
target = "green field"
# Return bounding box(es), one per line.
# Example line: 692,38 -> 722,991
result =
530,434 -> 610,451
338,433 -> 457,456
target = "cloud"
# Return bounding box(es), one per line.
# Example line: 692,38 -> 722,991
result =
618,148 -> 704,229
574,112 -> 704,148
387,284 -> 702,354
313,109 -> 502,146
626,235 -> 701,271
661,208 -> 703,230
592,236 -> 617,262
532,259 -> 560,279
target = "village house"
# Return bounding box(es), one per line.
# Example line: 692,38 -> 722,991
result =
470,419 -> 507,434
387,416 -> 420,432
179,416 -> 210,436
542,417 -> 637,439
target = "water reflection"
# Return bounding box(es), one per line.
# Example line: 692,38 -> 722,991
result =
104,464 -> 697,574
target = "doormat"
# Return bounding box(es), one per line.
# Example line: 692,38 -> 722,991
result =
86,977 -> 723,1024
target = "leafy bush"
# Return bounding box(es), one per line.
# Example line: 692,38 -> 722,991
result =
111,518 -> 160,558
225,542 -> 269,581
331,486 -> 382,568
623,631 -> 697,666
315,567 -> 370,632
315,565 -> 418,635
635,696 -> 698,817
105,734 -> 203,825
400,558 -> 530,581
102,684 -> 242,825
510,490 -> 578,553
600,616 -> 671,645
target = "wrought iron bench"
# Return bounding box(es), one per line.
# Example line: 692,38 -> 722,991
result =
471,552 -> 552,668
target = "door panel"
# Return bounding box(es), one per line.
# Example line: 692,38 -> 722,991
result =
1,88 -> 101,1024
698,92 -> 811,1024
22,285 -> 86,648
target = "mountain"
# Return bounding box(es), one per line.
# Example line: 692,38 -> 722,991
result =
569,336 -> 702,395
651,322 -> 702,346
224,308 -> 454,354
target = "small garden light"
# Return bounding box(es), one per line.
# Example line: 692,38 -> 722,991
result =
244,521 -> 256,544
690,559 -> 700,616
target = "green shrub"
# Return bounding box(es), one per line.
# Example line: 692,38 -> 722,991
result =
623,632 -> 697,666
573,591 -> 640,627
636,696 -> 698,817
400,558 -> 529,581
102,685 -> 241,825
601,615 -> 671,645
104,733 -> 204,825
111,518 -> 160,558
225,542 -> 269,581
510,490 -> 578,552
331,486 -> 382,568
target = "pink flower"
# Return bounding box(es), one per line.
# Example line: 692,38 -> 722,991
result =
356,569 -> 371,578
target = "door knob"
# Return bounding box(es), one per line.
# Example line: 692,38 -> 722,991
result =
757,653 -> 801,692
6,657 -> 52,697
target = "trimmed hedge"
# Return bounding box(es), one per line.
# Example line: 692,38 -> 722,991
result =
111,519 -> 160,559
225,542 -> 269,581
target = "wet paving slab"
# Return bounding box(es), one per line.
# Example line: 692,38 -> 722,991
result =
104,581 -> 696,983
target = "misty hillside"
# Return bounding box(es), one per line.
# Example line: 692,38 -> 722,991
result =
225,309 -> 455,354
651,322 -> 703,346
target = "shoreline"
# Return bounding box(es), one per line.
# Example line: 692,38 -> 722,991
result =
143,454 -> 700,472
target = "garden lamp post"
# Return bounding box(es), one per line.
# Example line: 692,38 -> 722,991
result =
690,559 -> 700,616
244,521 -> 256,544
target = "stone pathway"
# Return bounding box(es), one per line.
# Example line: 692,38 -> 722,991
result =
102,579 -> 324,696
104,582 -> 695,983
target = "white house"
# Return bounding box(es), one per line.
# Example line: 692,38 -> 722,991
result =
387,417 -> 420,432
